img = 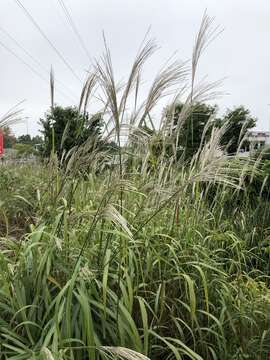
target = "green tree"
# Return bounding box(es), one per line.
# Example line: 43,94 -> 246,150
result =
17,134 -> 32,145
39,106 -> 103,158
219,106 -> 256,154
31,135 -> 43,146
169,102 -> 217,160
13,143 -> 37,158
16,134 -> 44,153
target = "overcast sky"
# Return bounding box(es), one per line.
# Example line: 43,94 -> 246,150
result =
0,0 -> 270,136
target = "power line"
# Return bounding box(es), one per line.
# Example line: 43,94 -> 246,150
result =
14,0 -> 82,83
56,0 -> 91,62
0,25 -> 48,74
0,39 -> 48,82
0,39 -> 75,103
0,25 -> 78,100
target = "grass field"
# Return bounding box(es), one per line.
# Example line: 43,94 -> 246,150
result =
0,151 -> 270,360
1,14 -> 270,360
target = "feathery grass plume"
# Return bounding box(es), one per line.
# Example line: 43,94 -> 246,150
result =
60,72 -> 98,152
164,13 -> 223,154
0,100 -> 24,128
96,35 -> 157,135
41,347 -> 55,360
95,34 -> 120,142
191,11 -> 222,100
118,39 -> 157,119
172,80 -> 224,156
186,120 -> 256,189
102,203 -> 133,239
78,71 -> 97,115
137,61 -> 188,128
94,34 -> 126,232
131,123 -> 256,238
236,117 -> 254,154
101,347 -> 151,360
1,11 -> 270,360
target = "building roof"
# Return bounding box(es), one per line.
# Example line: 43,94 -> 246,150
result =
248,131 -> 270,137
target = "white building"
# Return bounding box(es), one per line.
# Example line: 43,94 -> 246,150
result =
238,131 -> 270,157
246,131 -> 270,152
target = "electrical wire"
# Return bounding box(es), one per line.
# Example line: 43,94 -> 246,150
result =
0,25 -> 78,101
56,0 -> 91,62
14,0 -> 82,83
0,39 -> 75,103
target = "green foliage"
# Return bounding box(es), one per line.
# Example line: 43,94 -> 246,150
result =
219,106 -> 256,154
13,143 -> 37,158
17,134 -> 43,146
0,165 -> 47,237
171,102 -> 217,160
17,134 -> 32,144
1,128 -> 43,151
141,102 -> 217,169
39,106 -> 103,158
0,157 -> 270,359
240,146 -> 270,201
0,14 -> 268,360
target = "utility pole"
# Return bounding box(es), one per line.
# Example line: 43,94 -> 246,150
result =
24,116 -> 29,135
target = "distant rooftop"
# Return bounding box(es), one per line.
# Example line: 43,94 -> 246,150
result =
248,131 -> 270,137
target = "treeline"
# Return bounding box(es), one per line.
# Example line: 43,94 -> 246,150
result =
40,103 -> 257,159
3,102 -> 257,160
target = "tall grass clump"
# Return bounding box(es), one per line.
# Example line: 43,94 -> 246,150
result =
1,13 -> 270,360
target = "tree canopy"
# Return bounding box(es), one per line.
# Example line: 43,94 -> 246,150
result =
17,134 -> 43,146
39,106 -> 103,158
218,106 -> 256,154
166,102 -> 217,160
166,103 -> 256,158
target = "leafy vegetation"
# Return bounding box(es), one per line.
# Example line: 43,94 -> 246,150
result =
218,106 -> 257,154
39,106 -> 103,158
0,14 -> 269,360
17,134 -> 43,146
165,102 -> 217,160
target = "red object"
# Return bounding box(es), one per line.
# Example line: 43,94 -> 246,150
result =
0,130 -> 4,156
